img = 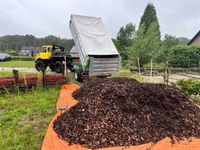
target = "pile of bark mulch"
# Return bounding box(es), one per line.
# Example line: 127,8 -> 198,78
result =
53,77 -> 200,149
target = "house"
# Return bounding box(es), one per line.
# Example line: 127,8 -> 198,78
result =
19,46 -> 38,57
188,30 -> 200,45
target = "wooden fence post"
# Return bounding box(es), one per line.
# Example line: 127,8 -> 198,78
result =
42,71 -> 46,89
13,69 -> 19,92
164,61 -> 169,85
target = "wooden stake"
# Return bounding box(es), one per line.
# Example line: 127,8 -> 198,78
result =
42,71 -> 46,89
150,58 -> 153,77
137,57 -> 141,75
13,69 -> 19,92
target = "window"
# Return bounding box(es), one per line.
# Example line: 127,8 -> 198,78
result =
42,48 -> 46,52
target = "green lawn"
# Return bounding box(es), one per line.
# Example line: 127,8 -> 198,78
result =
0,60 -> 34,68
0,71 -> 14,77
0,88 -> 60,150
0,71 -> 39,77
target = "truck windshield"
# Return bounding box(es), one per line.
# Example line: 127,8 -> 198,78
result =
42,48 -> 46,52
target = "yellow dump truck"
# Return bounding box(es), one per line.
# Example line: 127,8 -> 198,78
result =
35,44 -> 77,73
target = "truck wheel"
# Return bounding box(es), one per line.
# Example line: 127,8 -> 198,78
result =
74,70 -> 83,82
54,61 -> 64,73
68,66 -> 75,72
35,60 -> 47,72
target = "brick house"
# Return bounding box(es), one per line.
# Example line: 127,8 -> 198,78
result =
188,30 -> 200,45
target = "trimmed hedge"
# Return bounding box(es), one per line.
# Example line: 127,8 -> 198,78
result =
169,45 -> 200,68
11,56 -> 35,61
170,68 -> 200,73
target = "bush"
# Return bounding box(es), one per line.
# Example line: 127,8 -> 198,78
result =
170,68 -> 200,74
172,79 -> 200,97
169,45 -> 200,68
143,62 -> 166,69
4,49 -> 18,56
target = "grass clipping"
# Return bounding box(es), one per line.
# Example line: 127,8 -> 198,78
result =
53,78 -> 200,149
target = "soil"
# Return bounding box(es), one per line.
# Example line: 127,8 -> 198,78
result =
53,77 -> 200,149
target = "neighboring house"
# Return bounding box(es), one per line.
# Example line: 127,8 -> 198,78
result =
188,30 -> 200,45
19,46 -> 38,57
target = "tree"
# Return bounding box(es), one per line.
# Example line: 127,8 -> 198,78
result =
115,23 -> 135,60
157,34 -> 179,62
130,3 -> 161,68
143,22 -> 161,76
163,34 -> 179,54
143,22 -> 161,59
177,37 -> 190,45
0,35 -> 74,53
139,3 -> 160,37
131,24 -> 146,61
5,49 -> 18,56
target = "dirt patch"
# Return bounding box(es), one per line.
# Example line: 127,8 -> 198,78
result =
53,77 -> 200,149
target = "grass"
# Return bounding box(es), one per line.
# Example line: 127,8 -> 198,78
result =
0,71 -> 39,77
191,96 -> 200,105
112,69 -> 144,83
0,88 -> 60,150
0,60 -> 34,68
0,68 -> 199,150
0,71 -> 14,77
0,71 -> 79,149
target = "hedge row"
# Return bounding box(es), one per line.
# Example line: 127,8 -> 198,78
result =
11,56 -> 35,61
169,45 -> 200,68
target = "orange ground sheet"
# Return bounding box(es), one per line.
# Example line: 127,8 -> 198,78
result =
42,84 -> 200,150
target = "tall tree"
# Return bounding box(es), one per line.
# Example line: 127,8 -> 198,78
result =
115,23 -> 135,60
143,22 -> 161,59
163,34 -> 179,57
144,22 -> 161,76
139,3 -> 160,37
131,3 -> 161,67
156,34 -> 179,63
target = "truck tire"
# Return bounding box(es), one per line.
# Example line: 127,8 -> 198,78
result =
54,61 -> 64,73
68,66 -> 75,72
35,60 -> 47,72
74,70 -> 83,82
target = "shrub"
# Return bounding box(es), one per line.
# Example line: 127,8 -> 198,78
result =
169,45 -> 200,68
11,56 -> 35,61
172,79 -> 200,97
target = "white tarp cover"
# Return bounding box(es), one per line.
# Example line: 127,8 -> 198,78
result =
70,14 -> 119,56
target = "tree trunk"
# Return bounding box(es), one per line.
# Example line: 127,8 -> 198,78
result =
128,55 -> 131,71
150,58 -> 153,77
137,57 -> 141,75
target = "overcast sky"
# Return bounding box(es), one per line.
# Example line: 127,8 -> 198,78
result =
0,0 -> 200,39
